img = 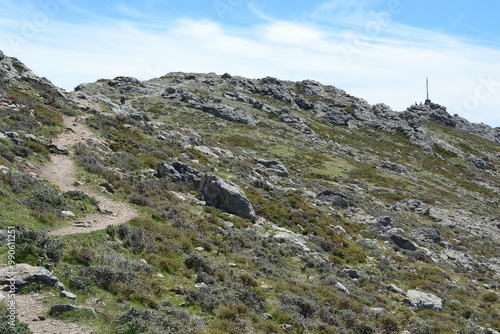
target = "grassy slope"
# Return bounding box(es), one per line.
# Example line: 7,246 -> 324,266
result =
1,72 -> 499,333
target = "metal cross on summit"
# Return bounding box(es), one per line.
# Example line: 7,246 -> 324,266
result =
425,77 -> 431,104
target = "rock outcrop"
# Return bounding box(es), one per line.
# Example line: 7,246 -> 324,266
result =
404,290 -> 443,312
157,161 -> 203,186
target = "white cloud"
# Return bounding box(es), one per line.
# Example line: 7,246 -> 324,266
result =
0,2 -> 499,126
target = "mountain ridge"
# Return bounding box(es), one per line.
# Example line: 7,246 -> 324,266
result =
1,50 -> 500,334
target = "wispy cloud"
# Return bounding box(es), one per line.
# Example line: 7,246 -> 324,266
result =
0,0 -> 499,126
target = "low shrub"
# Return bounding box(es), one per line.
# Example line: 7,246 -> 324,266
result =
115,306 -> 204,334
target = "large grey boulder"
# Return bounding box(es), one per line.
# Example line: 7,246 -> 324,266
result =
0,264 -> 65,291
198,174 -> 255,219
404,290 -> 443,312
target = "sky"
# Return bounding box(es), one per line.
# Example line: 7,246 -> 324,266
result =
0,0 -> 499,127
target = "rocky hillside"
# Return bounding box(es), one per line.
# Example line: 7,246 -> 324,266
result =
1,51 -> 500,334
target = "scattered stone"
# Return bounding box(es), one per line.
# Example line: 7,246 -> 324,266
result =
38,315 -> 46,321
261,284 -> 273,290
99,182 -> 115,194
25,133 -> 37,141
5,131 -> 19,138
198,173 -> 255,219
404,290 -> 443,312
194,283 -> 207,288
342,269 -> 361,279
0,132 -> 7,139
334,225 -> 348,235
60,290 -> 77,299
0,264 -> 65,291
366,307 -> 387,316
179,302 -> 189,307
335,282 -> 349,294
263,313 -> 273,319
228,263 -> 238,268
386,284 -> 406,296
98,206 -> 113,214
48,144 -> 69,155
170,287 -> 187,295
0,165 -> 9,174
195,247 -> 204,252
61,211 -> 76,218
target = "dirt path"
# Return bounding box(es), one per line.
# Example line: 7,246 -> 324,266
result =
15,294 -> 92,334
37,115 -> 138,236
13,112 -> 137,334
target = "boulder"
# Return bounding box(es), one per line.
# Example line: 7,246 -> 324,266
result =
335,282 -> 349,294
386,229 -> 417,251
198,173 -> 255,219
404,290 -> 443,312
0,264 -> 65,291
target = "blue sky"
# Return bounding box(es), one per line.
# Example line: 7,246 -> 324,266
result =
1,0 -> 499,126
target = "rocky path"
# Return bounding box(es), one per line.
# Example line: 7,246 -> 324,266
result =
15,294 -> 92,334
15,112 -> 137,334
37,114 -> 138,236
